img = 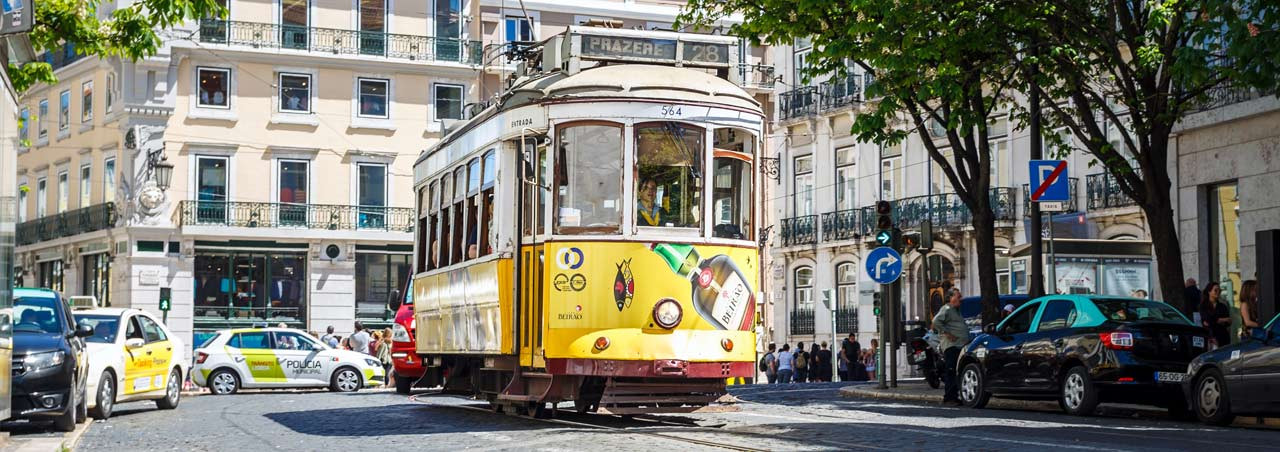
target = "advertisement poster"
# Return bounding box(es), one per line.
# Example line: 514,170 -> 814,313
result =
1101,258 -> 1151,297
1054,257 -> 1099,295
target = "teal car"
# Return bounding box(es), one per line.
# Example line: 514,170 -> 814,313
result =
957,295 -> 1209,417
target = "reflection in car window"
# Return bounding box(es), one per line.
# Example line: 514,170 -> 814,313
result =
77,315 -> 120,343
635,122 -> 704,229
1001,302 -> 1039,335
126,317 -> 144,340
272,332 -> 320,351
1037,300 -> 1077,331
1091,299 -> 1188,324
13,297 -> 63,334
138,316 -> 167,343
232,332 -> 271,349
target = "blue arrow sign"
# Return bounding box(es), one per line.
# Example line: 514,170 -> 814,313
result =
1029,160 -> 1069,202
865,247 -> 903,285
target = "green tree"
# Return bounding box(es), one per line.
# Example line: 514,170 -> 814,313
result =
1019,1 -> 1280,312
7,0 -> 226,94
681,0 -> 1023,322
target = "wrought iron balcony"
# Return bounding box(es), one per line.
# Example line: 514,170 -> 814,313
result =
1190,82 -> 1275,113
855,188 -> 1017,236
1021,177 -> 1079,216
821,208 -> 864,242
17,203 -> 118,246
790,308 -> 815,335
780,86 -> 819,120
820,76 -> 862,111
738,64 -> 776,89
178,200 -> 414,232
198,19 -> 484,65
836,307 -> 858,334
1086,173 -> 1138,210
781,215 -> 818,246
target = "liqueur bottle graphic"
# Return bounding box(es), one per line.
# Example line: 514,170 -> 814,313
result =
651,243 -> 756,331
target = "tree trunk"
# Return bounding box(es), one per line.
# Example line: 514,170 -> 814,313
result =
1144,191 -> 1188,314
971,207 -> 1002,327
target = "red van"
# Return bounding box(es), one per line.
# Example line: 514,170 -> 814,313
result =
389,279 -> 422,394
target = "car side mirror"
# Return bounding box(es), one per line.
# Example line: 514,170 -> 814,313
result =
1251,328 -> 1269,342
73,324 -> 94,338
983,324 -> 997,335
125,338 -> 145,349
388,289 -> 402,312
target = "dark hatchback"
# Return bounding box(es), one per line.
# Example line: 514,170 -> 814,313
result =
1184,312 -> 1280,425
960,294 -> 1031,335
957,295 -> 1209,416
11,288 -> 92,431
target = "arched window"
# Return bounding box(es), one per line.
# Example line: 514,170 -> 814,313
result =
835,262 -> 858,333
792,266 -> 815,335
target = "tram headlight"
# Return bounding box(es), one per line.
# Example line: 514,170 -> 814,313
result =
653,298 -> 683,329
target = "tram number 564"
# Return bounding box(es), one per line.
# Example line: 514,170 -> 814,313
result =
660,105 -> 683,117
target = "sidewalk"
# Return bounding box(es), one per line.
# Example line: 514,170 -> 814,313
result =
0,420 -> 92,452
840,382 -> 1280,429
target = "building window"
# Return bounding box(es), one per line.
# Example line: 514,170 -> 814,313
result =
794,154 -> 814,216
278,160 -> 309,226
198,67 -> 230,108
792,266 -> 815,335
19,107 -> 28,143
836,262 -> 858,333
59,90 -> 70,130
104,158 -> 116,203
357,78 -> 389,118
18,189 -> 27,222
793,37 -> 812,85
635,122 -> 704,229
435,0 -> 462,61
505,16 -> 533,57
555,122 -> 623,234
835,146 -> 856,211
36,178 -> 46,217
355,253 -> 410,324
79,164 -> 91,207
196,156 -> 229,223
433,83 -> 463,120
359,0 -> 387,55
57,171 -> 68,213
38,100 -> 48,139
358,163 -> 388,228
988,117 -> 1009,188
106,73 -> 116,113
881,141 -> 903,201
82,253 -> 111,307
278,73 -> 311,113
280,0 -> 309,49
194,252 -> 307,329
81,81 -> 93,123
930,147 -> 955,195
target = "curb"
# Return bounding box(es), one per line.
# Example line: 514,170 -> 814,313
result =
6,420 -> 92,452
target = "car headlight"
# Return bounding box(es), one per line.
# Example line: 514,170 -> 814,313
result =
652,298 -> 683,329
392,323 -> 412,342
364,358 -> 381,367
24,351 -> 65,373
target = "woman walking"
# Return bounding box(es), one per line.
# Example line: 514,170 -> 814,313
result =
1200,282 -> 1231,347
376,328 -> 394,387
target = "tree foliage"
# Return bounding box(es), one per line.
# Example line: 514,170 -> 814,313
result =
7,0 -> 226,93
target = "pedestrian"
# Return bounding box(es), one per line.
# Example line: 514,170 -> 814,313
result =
1001,304 -> 1015,321
815,342 -> 832,382
776,344 -> 795,384
376,328 -> 394,387
839,333 -> 860,381
369,331 -> 382,355
864,339 -> 880,381
932,287 -> 969,406
1200,282 -> 1231,347
1239,280 -> 1261,339
1184,278 -> 1202,318
321,325 -> 340,348
805,343 -> 819,382
793,341 -> 809,383
761,343 -> 777,384
349,321 -> 372,356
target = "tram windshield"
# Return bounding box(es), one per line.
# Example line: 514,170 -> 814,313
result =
556,123 -> 624,234
635,122 -> 704,229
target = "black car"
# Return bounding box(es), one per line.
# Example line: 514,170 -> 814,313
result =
1184,312 -> 1280,425
957,295 -> 1210,416
11,288 -> 92,431
960,294 -> 1031,335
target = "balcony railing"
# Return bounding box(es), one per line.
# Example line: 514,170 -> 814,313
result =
738,64 -> 776,89
820,76 -> 862,111
790,308 -> 815,335
835,307 -> 858,334
1021,177 -> 1079,216
198,19 -> 484,65
781,215 -> 818,246
17,203 -> 117,246
821,208 -> 864,242
1086,173 -> 1138,210
178,201 -> 413,232
888,188 -> 1016,232
780,86 -> 819,120
1190,82 -> 1275,113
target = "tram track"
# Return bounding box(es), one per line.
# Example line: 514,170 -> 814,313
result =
407,393 -> 767,452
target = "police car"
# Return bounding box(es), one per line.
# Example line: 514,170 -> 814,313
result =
72,307 -> 186,419
192,328 -> 385,394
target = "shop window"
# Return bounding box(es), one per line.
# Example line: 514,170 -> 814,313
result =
82,253 -> 111,307
712,128 -> 753,239
556,123 -> 622,234
355,253 -> 410,322
38,260 -> 64,292
635,122 -> 703,229
194,253 -> 306,327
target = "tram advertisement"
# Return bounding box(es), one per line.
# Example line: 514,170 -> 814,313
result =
548,242 -> 757,331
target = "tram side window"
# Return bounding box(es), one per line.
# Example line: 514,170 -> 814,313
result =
556,123 -> 623,234
417,185 -> 430,271
452,166 -> 467,265
480,149 -> 497,257
438,176 -> 452,267
634,122 -> 704,229
465,158 -> 481,260
712,128 -> 755,240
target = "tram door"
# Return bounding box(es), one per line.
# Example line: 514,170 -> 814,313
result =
519,138 -> 547,368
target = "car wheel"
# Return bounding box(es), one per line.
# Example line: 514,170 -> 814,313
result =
959,363 -> 990,409
209,369 -> 240,395
156,368 -> 182,409
1194,369 -> 1235,426
54,382 -> 77,432
1060,366 -> 1100,416
394,372 -> 413,395
331,367 -> 362,393
90,371 -> 115,420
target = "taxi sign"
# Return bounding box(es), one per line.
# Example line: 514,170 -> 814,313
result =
69,295 -> 99,310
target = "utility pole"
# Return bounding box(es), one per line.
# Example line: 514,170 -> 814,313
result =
1028,43 -> 1045,298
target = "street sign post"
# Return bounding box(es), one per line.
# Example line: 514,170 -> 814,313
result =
1029,160 -> 1069,202
865,247 -> 903,285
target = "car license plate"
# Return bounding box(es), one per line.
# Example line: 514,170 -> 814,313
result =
1192,336 -> 1205,348
913,351 -> 926,362
1155,371 -> 1187,383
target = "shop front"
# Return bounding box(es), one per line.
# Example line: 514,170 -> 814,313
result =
80,244 -> 111,306
192,242 -> 309,343
1009,239 -> 1154,298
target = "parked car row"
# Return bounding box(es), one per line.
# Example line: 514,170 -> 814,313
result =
953,294 -> 1280,425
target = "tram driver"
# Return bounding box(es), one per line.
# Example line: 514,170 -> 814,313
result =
637,177 -> 671,227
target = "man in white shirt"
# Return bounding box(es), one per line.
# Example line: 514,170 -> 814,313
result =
348,321 -> 372,355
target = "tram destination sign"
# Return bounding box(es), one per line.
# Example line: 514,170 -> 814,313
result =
580,35 -> 730,66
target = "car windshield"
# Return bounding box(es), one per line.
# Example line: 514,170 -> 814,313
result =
1092,299 -> 1188,324
14,296 -> 63,334
76,314 -> 120,343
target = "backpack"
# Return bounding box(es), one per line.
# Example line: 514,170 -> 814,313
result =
795,352 -> 808,369
759,352 -> 773,372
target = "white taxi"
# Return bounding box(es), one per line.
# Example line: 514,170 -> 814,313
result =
72,308 -> 187,419
192,328 -> 385,394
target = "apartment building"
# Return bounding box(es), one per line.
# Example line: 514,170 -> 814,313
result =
764,41 -> 1156,350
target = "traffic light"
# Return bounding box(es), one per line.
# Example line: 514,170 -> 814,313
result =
875,200 -> 893,246
873,292 -> 882,317
902,232 -> 921,251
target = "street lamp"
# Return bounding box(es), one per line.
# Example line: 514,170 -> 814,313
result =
150,152 -> 174,192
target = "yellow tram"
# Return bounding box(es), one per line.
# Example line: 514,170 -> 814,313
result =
411,27 -> 762,414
